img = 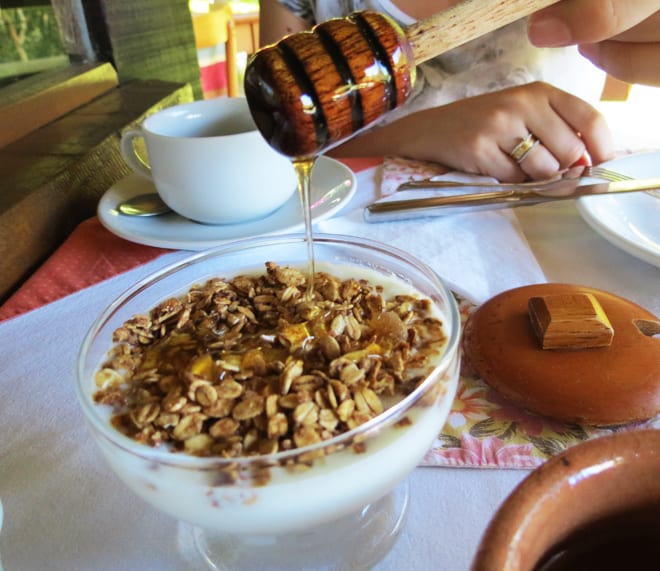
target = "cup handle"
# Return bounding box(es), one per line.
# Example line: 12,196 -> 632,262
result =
120,127 -> 152,180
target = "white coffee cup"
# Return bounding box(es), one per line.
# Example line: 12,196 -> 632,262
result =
120,97 -> 297,225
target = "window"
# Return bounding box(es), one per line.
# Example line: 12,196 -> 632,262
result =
0,2 -> 68,87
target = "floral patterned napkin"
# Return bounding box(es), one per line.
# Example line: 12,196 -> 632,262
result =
379,155 -> 455,196
421,294 -> 659,469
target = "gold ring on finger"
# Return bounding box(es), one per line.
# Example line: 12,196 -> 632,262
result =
509,133 -> 540,163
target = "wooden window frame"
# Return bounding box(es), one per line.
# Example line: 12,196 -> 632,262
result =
0,0 -> 201,301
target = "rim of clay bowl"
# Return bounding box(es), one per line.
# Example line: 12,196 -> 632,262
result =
471,428 -> 660,571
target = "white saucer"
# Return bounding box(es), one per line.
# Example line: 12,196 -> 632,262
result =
576,151 -> 660,268
98,156 -> 357,250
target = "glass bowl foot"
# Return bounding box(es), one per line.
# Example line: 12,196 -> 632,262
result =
177,479 -> 410,571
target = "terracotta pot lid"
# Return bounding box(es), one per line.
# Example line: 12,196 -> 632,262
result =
462,283 -> 660,425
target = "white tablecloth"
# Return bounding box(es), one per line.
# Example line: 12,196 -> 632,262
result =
0,165 -> 657,571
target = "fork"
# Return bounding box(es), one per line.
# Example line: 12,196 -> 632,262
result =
582,166 -> 632,182
396,164 -> 654,192
587,166 -> 660,198
396,165 -> 622,191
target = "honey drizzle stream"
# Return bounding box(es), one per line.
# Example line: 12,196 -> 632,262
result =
292,157 -> 317,299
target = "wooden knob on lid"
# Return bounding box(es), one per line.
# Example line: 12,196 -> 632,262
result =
528,293 -> 614,350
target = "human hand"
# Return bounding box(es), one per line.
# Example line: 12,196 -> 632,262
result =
335,82 -> 614,182
528,0 -> 660,85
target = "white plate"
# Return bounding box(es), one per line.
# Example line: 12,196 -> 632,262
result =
576,151 -> 660,268
98,156 -> 356,250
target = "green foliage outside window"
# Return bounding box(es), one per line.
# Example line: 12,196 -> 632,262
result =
0,6 -> 65,63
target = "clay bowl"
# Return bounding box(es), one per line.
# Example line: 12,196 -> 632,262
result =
471,429 -> 660,571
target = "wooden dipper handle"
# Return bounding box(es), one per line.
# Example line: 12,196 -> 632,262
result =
245,0 -> 560,159
407,0 -> 561,65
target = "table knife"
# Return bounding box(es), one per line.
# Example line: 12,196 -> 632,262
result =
364,177 -> 660,223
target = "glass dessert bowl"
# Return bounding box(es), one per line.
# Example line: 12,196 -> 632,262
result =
76,234 -> 461,570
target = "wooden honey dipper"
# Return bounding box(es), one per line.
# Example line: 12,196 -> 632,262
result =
244,0 -> 560,158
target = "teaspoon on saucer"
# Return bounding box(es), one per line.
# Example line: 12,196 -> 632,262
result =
117,193 -> 172,216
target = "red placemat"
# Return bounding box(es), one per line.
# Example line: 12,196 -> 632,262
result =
0,218 -> 174,322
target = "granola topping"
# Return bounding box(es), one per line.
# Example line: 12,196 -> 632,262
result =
93,262 -> 447,459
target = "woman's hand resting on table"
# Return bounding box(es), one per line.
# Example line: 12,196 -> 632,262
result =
529,0 -> 660,86
330,81 -> 615,182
